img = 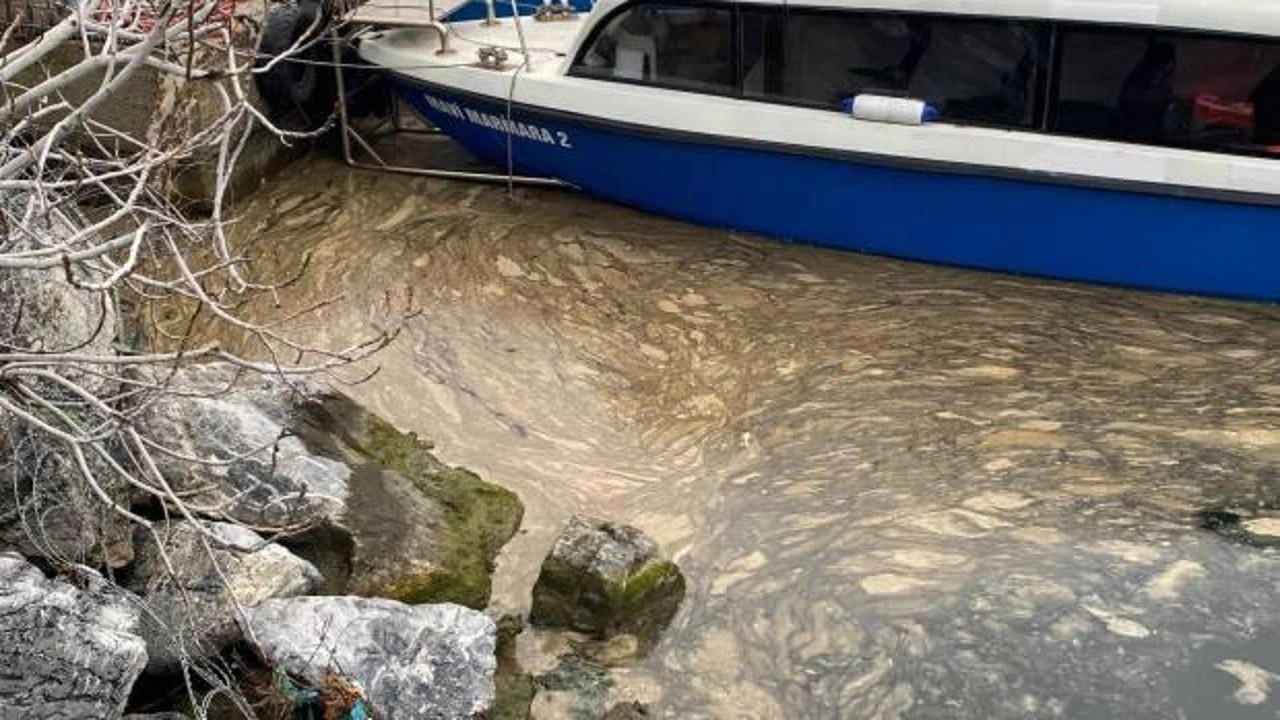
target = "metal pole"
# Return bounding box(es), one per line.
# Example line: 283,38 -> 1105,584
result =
349,157 -> 569,186
509,0 -> 530,71
332,26 -> 357,167
332,5 -> 560,187
426,0 -> 452,54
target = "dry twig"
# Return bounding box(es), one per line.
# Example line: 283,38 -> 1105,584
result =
1,2 -> 404,716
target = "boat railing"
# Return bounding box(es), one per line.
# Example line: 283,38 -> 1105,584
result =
331,0 -> 567,189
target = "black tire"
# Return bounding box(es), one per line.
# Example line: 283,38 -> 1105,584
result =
255,0 -> 335,130
342,49 -> 393,121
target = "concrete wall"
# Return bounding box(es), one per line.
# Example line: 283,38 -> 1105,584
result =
6,29 -> 296,209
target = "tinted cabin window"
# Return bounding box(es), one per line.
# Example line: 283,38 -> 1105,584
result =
740,8 -> 785,99
572,4 -> 735,94
1053,27 -> 1280,154
743,11 -> 917,107
910,18 -> 1046,127
573,3 -> 1280,157
742,10 -> 1047,128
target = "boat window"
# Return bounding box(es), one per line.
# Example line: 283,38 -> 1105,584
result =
740,8 -> 784,99
571,3 -> 736,94
573,3 -> 1280,157
742,10 -> 1047,128
1053,27 -> 1280,155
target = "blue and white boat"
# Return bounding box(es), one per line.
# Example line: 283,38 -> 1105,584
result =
357,0 -> 1280,301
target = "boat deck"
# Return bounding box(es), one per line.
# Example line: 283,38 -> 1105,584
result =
351,6 -> 584,79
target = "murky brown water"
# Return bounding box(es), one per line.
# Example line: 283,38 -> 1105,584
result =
228,148 -> 1280,719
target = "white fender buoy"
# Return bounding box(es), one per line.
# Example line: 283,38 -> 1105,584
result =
841,94 -> 939,125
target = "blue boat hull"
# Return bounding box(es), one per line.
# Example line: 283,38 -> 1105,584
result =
394,78 -> 1280,302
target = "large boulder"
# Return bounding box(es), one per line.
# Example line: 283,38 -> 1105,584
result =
337,460 -> 522,608
135,363 -> 352,529
0,237 -> 133,568
243,596 -> 497,720
529,516 -> 686,646
0,234 -> 118,365
135,363 -> 523,608
129,520 -> 321,674
0,552 -> 147,719
0,432 -> 134,568
3,20 -> 292,209
307,395 -> 523,607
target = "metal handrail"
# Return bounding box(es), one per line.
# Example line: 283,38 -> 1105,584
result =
508,0 -> 530,70
329,19 -> 567,189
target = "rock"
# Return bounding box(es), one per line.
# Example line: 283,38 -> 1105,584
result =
339,462 -> 521,608
0,247 -> 117,365
129,520 -> 321,674
136,363 -> 523,608
135,363 -> 353,529
151,16 -> 298,207
243,596 -> 496,720
532,653 -> 614,718
123,714 -> 192,720
490,613 -> 536,720
602,701 -> 651,719
0,552 -> 147,719
288,391 -> 523,608
0,245 -> 132,567
593,634 -> 643,666
0,428 -> 134,567
530,516 -> 685,645
491,671 -> 537,720
5,20 -> 291,208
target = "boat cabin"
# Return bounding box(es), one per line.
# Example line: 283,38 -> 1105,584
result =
352,0 -> 1280,300
568,0 -> 1280,157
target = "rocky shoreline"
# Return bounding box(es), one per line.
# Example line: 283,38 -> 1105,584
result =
0,145 -> 686,719
0,341 -> 685,718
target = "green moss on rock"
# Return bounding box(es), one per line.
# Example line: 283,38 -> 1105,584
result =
609,560 -> 685,628
378,566 -> 489,608
489,670 -> 536,720
530,516 -> 685,647
602,702 -> 651,719
363,415 -> 435,473
290,394 -> 524,608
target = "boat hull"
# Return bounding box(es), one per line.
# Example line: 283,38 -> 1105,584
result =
393,77 -> 1280,302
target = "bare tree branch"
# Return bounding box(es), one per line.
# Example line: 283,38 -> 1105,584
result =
1,2 -> 411,716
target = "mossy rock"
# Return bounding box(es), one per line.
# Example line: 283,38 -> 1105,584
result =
601,702 -> 651,719
529,515 -> 685,646
532,653 -> 616,719
488,670 -> 536,720
287,393 -> 524,608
